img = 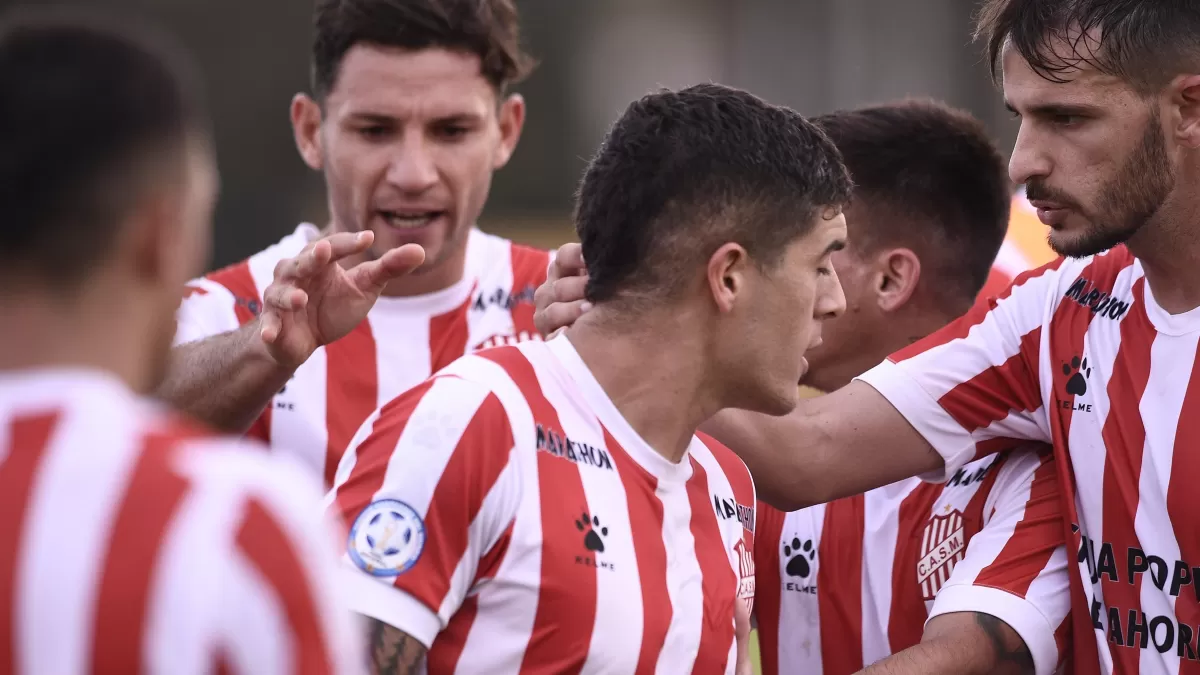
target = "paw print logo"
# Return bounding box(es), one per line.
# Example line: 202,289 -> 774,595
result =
783,538 -> 816,578
1063,356 -> 1092,396
576,512 -> 608,553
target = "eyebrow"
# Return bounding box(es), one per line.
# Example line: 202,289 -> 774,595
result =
823,239 -> 846,256
1004,101 -> 1099,117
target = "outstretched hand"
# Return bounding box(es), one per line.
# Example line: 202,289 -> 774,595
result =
532,242 -> 590,339
259,231 -> 425,368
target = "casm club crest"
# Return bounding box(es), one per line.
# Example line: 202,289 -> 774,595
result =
917,510 -> 966,601
349,499 -> 427,577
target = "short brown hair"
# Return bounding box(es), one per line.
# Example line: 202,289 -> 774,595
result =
975,0 -> 1200,94
812,99 -> 1010,308
311,0 -> 535,100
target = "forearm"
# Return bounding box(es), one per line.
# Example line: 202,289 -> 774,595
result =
859,612 -> 1035,675
366,617 -> 427,675
859,637 -> 988,675
702,381 -> 943,511
156,320 -> 294,433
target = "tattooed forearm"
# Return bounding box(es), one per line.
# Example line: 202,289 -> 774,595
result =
366,618 -> 426,675
974,613 -> 1035,674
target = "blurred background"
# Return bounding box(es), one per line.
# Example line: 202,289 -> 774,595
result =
83,0 -> 1017,270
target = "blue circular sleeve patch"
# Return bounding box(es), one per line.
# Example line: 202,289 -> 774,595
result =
347,499 -> 427,577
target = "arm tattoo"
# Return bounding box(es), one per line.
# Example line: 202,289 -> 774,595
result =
367,618 -> 426,675
974,613 -> 1035,675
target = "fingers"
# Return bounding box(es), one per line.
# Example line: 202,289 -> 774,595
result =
262,282 -> 309,313
347,243 -> 426,293
533,271 -> 591,337
259,310 -> 282,345
547,242 -> 585,283
534,299 -> 591,338
273,231 -> 374,282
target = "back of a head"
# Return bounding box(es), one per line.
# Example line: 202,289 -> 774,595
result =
975,0 -> 1200,94
0,7 -> 205,291
576,83 -> 852,307
813,99 -> 1011,310
311,0 -> 536,99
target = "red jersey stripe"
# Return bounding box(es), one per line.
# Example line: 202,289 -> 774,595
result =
1167,338 -> 1200,669
974,453 -> 1061,595
331,379 -> 437,534
90,433 -> 191,675
428,520 -> 516,672
753,503 -> 786,675
509,245 -> 552,335
477,348 -> 599,674
207,260 -> 272,444
236,498 -> 334,675
686,457 -> 736,674
604,427 -> 672,675
398,393 -> 513,610
429,293 -> 473,375
1098,278 -> 1154,674
888,487 -> 941,652
324,321 -> 379,487
0,411 -> 61,674
818,494 -> 866,675
940,326 -> 1044,437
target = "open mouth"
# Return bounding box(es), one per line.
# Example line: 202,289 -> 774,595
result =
378,210 -> 444,230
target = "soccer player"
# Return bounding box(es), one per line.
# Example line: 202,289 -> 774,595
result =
559,2 -> 1200,673
756,102 -> 1068,675
325,84 -> 850,674
534,100 -> 1072,675
0,9 -> 360,674
161,0 -> 550,488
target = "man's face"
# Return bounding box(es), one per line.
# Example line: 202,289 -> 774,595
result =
797,209 -> 880,392
734,209 -> 848,415
300,45 -> 524,274
1003,42 -> 1175,258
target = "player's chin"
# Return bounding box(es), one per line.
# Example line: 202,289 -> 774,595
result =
744,381 -> 801,417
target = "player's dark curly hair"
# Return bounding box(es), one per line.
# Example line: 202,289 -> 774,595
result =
575,83 -> 852,306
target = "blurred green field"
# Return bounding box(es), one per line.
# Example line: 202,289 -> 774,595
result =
751,630 -> 762,674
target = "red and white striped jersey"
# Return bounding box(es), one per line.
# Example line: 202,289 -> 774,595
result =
0,369 -> 362,675
754,447 -> 1071,675
174,224 -> 551,488
857,245 -> 1200,674
326,336 -> 757,674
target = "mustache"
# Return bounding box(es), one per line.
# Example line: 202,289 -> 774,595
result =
1025,181 -> 1078,208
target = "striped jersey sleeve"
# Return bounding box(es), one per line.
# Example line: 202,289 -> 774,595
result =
176,441 -> 365,675
0,387 -> 362,675
928,448 -> 1071,675
855,258 -> 1070,478
326,375 -> 524,648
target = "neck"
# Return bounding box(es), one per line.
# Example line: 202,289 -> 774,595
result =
325,220 -> 470,298
564,305 -> 719,464
1125,182 -> 1200,314
0,281 -> 153,393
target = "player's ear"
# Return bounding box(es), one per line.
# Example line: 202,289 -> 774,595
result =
493,92 -> 526,170
707,242 -> 751,314
1168,74 -> 1200,149
291,93 -> 325,170
874,247 -> 921,312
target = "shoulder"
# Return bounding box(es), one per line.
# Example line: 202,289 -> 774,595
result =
190,225 -> 317,301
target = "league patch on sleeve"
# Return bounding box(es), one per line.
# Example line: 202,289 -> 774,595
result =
347,499 -> 426,577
